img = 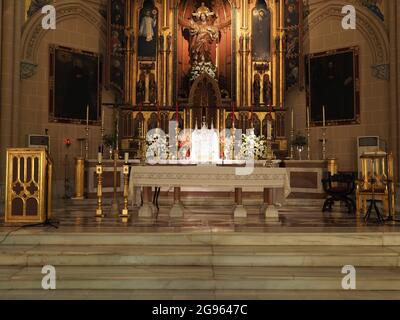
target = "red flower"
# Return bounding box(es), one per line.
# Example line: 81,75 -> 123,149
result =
64,138 -> 72,147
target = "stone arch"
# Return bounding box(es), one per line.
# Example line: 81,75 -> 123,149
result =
21,1 -> 107,79
303,1 -> 390,80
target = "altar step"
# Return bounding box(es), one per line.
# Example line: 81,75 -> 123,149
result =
3,232 -> 400,246
1,265 -> 400,291
1,245 -> 400,268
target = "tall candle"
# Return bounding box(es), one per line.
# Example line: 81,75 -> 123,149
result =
231,102 -> 235,125
156,102 -> 160,125
101,108 -> 104,129
86,105 -> 89,126
322,105 -> 326,127
124,152 -> 129,164
267,118 -> 272,139
306,106 -> 310,128
291,107 -> 294,129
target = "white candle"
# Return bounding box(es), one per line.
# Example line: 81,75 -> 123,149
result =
97,152 -> 102,164
124,152 -> 129,164
267,119 -> 272,139
86,105 -> 89,125
322,105 -> 326,127
291,107 -> 294,129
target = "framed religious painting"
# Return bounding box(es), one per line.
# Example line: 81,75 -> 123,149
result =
49,45 -> 102,125
306,47 -> 360,126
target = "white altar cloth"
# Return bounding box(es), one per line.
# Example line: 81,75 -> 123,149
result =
129,165 -> 290,196
129,165 -> 290,219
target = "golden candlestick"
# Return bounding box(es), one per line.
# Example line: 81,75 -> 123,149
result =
264,134 -> 275,168
176,127 -> 180,160
306,126 -> 311,160
322,127 -> 327,160
120,164 -> 130,223
110,149 -> 120,217
230,126 -> 235,160
73,157 -> 85,199
95,164 -> 104,219
85,125 -> 89,160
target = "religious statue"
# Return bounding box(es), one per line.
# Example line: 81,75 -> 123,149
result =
136,73 -> 146,104
138,3 -> 158,59
188,3 -> 219,64
263,74 -> 272,106
139,9 -> 157,42
253,74 -> 261,106
148,73 -> 157,104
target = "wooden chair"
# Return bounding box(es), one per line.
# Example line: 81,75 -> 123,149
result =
322,173 -> 356,214
356,152 -> 395,218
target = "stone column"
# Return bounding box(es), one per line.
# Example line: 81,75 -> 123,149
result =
0,0 -> 23,199
262,187 -> 280,223
234,187 -> 247,217
138,187 -> 154,217
388,0 -> 399,182
170,186 -> 184,217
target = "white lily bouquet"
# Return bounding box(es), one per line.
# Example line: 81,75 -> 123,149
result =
238,131 -> 266,160
190,61 -> 217,82
146,130 -> 169,161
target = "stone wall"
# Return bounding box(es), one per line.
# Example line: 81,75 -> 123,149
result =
286,0 -> 392,173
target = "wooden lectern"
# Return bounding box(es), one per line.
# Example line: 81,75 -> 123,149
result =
5,148 -> 53,223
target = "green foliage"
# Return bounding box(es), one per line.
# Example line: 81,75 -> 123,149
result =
291,132 -> 307,147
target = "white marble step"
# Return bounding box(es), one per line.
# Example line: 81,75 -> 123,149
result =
2,289 -> 400,300
2,232 -> 400,246
1,245 -> 400,267
1,266 -> 400,291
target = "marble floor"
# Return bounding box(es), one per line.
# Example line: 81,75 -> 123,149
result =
1,199 -> 399,234
1,200 -> 400,300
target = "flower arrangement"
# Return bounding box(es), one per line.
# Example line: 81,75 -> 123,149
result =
146,131 -> 169,160
238,131 -> 266,160
63,138 -> 72,148
103,133 -> 116,149
291,132 -> 307,148
190,61 -> 217,82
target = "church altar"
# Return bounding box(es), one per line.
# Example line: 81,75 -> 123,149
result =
129,164 -> 290,221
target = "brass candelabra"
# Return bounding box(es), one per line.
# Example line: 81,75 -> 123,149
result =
322,127 -> 327,160
290,126 -> 294,159
306,126 -> 311,160
95,163 -> 104,219
120,164 -> 130,223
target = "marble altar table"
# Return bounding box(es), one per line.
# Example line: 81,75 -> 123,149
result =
129,165 -> 290,221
